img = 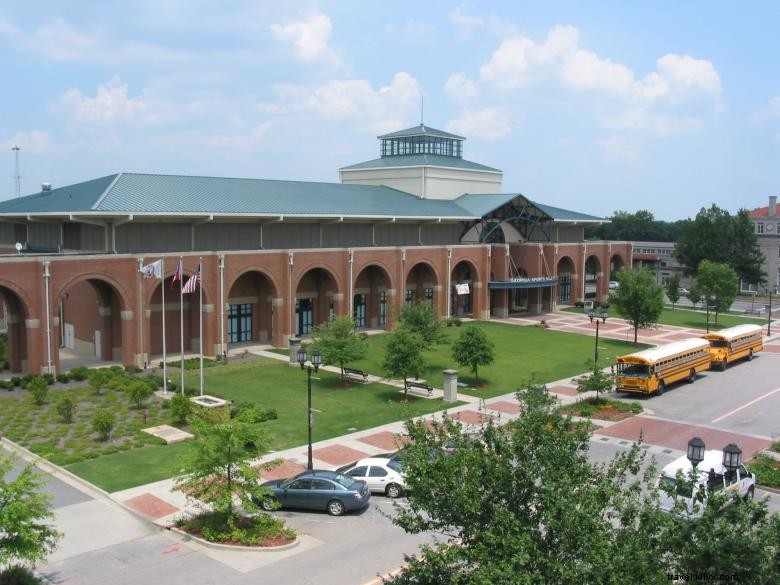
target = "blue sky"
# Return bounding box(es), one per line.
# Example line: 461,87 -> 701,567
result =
1,1 -> 778,220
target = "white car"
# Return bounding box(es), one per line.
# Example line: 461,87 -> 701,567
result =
657,450 -> 755,517
339,457 -> 407,498
608,281 -> 619,291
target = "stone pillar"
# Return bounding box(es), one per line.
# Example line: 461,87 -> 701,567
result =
442,369 -> 458,403
288,337 -> 301,367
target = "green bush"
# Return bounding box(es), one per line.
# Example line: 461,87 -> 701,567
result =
169,393 -> 193,424
27,376 -> 49,405
125,364 -> 143,374
175,511 -> 295,546
10,376 -> 21,387
0,565 -> 45,585
43,373 -> 55,385
127,380 -> 153,409
69,366 -> 90,381
56,373 -> 70,383
92,408 -> 116,440
56,395 -> 76,423
746,453 -> 780,489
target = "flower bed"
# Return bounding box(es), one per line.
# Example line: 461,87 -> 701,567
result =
175,511 -> 295,547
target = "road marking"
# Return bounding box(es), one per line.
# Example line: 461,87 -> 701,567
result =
711,386 -> 780,423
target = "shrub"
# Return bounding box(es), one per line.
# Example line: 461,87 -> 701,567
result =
10,377 -> 21,387
42,373 -> 55,385
88,369 -> 114,395
235,404 -> 278,423
144,374 -> 164,389
92,409 -> 115,440
746,453 -> 780,489
27,376 -> 49,405
69,366 -> 90,381
127,380 -> 153,409
56,395 -> 76,423
0,565 -> 45,585
169,393 -> 193,424
56,373 -> 70,383
125,364 -> 142,374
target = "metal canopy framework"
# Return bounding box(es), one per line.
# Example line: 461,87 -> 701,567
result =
465,196 -> 554,243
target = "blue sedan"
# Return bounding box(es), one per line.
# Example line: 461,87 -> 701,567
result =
258,470 -> 370,516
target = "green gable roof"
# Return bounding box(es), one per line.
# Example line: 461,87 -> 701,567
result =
378,124 -> 464,140
0,175 -> 119,213
454,193 -> 605,222
340,154 -> 501,173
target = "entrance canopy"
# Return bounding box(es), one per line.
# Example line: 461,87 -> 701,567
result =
488,277 -> 559,290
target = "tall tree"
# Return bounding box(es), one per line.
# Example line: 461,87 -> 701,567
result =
694,260 -> 739,325
398,301 -> 445,345
609,267 -> 665,343
383,328 -> 426,400
665,275 -> 681,308
675,205 -> 766,285
585,209 -> 683,241
310,315 -> 367,380
0,455 -> 61,567
451,326 -> 495,382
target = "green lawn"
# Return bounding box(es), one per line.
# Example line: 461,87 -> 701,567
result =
563,306 -> 766,330
303,321 -> 644,399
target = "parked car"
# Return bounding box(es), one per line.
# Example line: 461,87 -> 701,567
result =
678,287 -> 690,295
338,457 -> 407,498
257,470 -> 370,516
608,281 -> 620,291
657,450 -> 755,517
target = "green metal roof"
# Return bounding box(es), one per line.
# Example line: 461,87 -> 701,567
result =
0,173 -> 475,219
378,124 -> 465,140
340,154 -> 501,173
454,193 -> 605,222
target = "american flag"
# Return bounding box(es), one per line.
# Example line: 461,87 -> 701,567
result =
182,264 -> 201,294
170,259 -> 183,291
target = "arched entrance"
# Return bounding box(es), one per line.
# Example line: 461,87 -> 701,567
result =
585,255 -> 600,300
226,270 -> 278,345
58,278 -> 126,369
610,254 -> 625,280
451,260 -> 477,317
405,262 -> 438,310
510,268 -> 530,314
353,264 -> 392,330
295,267 -> 339,336
0,286 -> 28,374
148,273 -> 209,358
557,257 -> 576,304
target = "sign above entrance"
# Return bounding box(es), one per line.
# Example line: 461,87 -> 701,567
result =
455,283 -> 470,295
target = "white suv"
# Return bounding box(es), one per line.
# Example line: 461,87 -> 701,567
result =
339,457 -> 407,498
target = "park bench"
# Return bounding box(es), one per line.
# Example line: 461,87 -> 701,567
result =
405,379 -> 433,397
343,367 -> 369,383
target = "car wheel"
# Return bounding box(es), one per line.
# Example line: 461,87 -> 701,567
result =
720,360 -> 727,371
687,368 -> 696,383
744,486 -> 755,501
747,349 -> 754,361
657,381 -> 665,396
327,499 -> 346,516
260,497 -> 277,512
385,483 -> 403,498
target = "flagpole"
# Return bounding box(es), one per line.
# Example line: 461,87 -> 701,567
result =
180,257 -> 185,395
161,257 -> 168,395
199,258 -> 204,396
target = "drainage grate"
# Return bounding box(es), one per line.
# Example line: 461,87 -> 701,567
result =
600,437 -> 610,442
619,441 -> 629,445
641,444 -> 650,450
662,449 -> 673,454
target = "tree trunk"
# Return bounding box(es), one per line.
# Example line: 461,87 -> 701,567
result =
633,325 -> 638,344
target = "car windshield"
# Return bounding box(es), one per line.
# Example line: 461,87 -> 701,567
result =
332,473 -> 357,489
386,459 -> 403,472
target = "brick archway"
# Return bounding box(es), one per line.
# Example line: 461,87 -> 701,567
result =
353,263 -> 393,330
0,283 -> 32,374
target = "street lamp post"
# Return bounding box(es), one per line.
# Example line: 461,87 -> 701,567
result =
722,443 -> 742,483
297,347 -> 322,470
588,308 -> 608,363
768,289 -> 774,336
705,294 -> 717,333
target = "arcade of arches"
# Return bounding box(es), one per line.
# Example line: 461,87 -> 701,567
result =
0,242 -> 630,374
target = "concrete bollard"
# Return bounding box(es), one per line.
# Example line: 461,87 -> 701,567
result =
443,369 -> 458,403
288,337 -> 301,367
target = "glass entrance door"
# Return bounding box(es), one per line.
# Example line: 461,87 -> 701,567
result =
296,298 -> 314,335
228,303 -> 252,343
353,294 -> 366,328
558,275 -> 572,303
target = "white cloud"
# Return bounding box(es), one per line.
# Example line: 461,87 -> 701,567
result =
55,77 -> 166,126
594,136 -> 642,165
271,13 -> 339,64
447,107 -> 511,141
750,96 -> 780,123
0,130 -> 53,154
208,123 -> 271,149
561,49 -> 636,95
448,4 -> 484,38
445,72 -> 480,103
655,54 -> 722,102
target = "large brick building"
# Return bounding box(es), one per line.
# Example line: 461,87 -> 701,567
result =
0,124 -> 631,375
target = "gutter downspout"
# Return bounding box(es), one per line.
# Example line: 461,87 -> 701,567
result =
43,260 -> 53,374
348,249 -> 354,317
219,254 -> 225,358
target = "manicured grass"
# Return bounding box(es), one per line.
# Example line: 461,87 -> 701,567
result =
746,453 -> 780,489
324,321 -> 643,399
563,306 -> 765,331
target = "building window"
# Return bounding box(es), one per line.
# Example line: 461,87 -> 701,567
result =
757,223 -> 764,234
424,287 -> 434,308
353,294 -> 366,328
228,303 -> 252,343
405,289 -> 414,306
379,291 -> 388,326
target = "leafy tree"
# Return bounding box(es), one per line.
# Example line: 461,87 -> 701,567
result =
175,415 -> 274,520
26,377 -> 48,406
92,408 -> 115,440
694,260 -> 739,326
451,326 -> 495,382
665,276 -> 681,308
398,301 -> 445,345
687,283 -> 703,308
383,328 -> 426,400
574,361 -> 614,400
310,315 -> 367,380
126,380 -> 153,409
55,395 -> 76,423
609,267 -> 664,343
88,368 -> 113,395
0,455 -> 62,567
169,393 -> 193,425
387,383 -> 670,584
675,205 -> 766,285
585,209 -> 683,241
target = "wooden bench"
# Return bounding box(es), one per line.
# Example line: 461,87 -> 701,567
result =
405,380 -> 433,397
343,367 -> 369,383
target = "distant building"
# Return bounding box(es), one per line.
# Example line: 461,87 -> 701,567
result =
630,241 -> 688,288
748,195 -> 780,292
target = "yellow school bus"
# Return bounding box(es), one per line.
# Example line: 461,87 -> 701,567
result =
703,324 -> 763,371
615,338 -> 712,396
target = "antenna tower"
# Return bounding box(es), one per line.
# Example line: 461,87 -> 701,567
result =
12,145 -> 21,198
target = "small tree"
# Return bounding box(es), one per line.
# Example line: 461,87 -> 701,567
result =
26,376 -> 48,406
126,380 -> 153,409
609,267 -> 664,343
687,284 -> 703,308
574,361 -> 615,401
92,408 -> 115,440
451,325 -> 495,382
398,301 -> 445,345
383,328 -> 426,400
88,369 -> 113,396
0,455 -> 62,567
175,415 -> 273,520
665,276 -> 681,308
695,259 -> 739,326
169,393 -> 193,425
55,395 -> 76,423
310,315 -> 368,380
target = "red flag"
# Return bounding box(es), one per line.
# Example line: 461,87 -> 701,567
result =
170,259 -> 182,291
182,264 -> 201,294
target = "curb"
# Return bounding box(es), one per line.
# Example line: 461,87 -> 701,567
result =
164,524 -> 301,552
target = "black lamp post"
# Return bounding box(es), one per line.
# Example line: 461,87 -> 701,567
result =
705,294 -> 717,333
687,436 -> 706,471
297,347 -> 322,470
588,308 -> 608,363
768,288 -> 774,336
722,443 -> 742,481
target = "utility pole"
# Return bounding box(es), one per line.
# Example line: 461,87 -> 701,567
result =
12,145 -> 21,197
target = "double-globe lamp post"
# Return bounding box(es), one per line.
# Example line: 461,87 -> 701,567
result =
687,435 -> 743,483
297,348 -> 322,470
588,307 -> 609,363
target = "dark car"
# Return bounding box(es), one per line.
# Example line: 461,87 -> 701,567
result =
258,470 -> 370,516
